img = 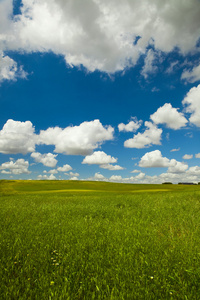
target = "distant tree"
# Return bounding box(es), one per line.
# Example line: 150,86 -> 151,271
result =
162,182 -> 173,184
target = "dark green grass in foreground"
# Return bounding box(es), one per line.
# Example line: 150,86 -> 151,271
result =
1,181 -> 200,299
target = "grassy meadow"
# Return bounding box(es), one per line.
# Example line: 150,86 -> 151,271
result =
1,180 -> 200,299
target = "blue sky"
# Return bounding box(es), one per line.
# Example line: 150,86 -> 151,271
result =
0,0 -> 200,183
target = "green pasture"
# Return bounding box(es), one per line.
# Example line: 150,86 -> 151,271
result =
1,180 -> 200,299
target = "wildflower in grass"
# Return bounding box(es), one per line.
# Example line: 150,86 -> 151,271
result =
50,281 -> 54,285
150,276 -> 154,280
55,263 -> 59,266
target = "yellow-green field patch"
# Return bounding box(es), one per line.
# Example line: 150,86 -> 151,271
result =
1,180 -> 200,299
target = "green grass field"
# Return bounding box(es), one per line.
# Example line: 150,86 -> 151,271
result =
1,180 -> 200,299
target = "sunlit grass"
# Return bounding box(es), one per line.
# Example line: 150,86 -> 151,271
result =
1,180 -> 200,299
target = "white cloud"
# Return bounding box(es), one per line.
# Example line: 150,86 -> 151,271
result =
195,153 -> 200,158
139,150 -> 170,168
85,166 -> 200,184
0,52 -> 27,82
141,49 -> 158,78
37,174 -> 56,180
100,164 -> 124,170
69,172 -> 79,177
181,63 -> 200,83
81,151 -> 123,170
170,148 -> 180,152
39,119 -> 114,155
42,169 -> 58,174
110,175 -> 122,181
94,172 -> 106,180
182,84 -> 200,126
135,172 -> 145,180
150,103 -> 187,129
57,164 -> 72,172
0,119 -> 113,156
124,121 -> 162,148
1,0 -> 200,75
82,151 -> 117,165
0,119 -> 36,154
118,118 -> 142,132
1,170 -> 11,174
31,152 -> 58,167
0,158 -> 30,174
187,166 -> 200,175
139,150 -> 188,173
70,176 -> 79,181
183,154 -> 193,160
48,169 -> 58,174
131,169 -> 141,173
124,169 -> 199,184
167,160 -> 188,174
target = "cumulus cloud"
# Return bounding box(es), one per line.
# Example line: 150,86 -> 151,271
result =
119,164 -> 200,183
1,170 -> 11,174
37,174 -> 56,180
0,52 -> 27,82
70,176 -> 79,181
69,172 -> 79,177
87,172 -> 107,181
139,150 -> 170,168
1,0 -> 200,75
94,172 -> 106,180
57,164 -> 72,172
135,172 -> 146,180
118,118 -> 142,132
0,119 -> 37,154
82,151 -> 124,170
31,152 -> 58,167
100,164 -> 124,170
0,119 -> 113,156
195,153 -> 200,158
82,151 -> 117,165
182,84 -> 200,126
139,150 -> 188,173
85,165 -> 200,184
131,169 -> 141,173
150,103 -> 188,129
110,175 -> 122,181
124,121 -> 162,148
39,120 -> 114,155
0,158 -> 30,174
183,154 -> 193,160
187,166 -> 200,175
167,160 -> 188,174
48,169 -> 58,174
